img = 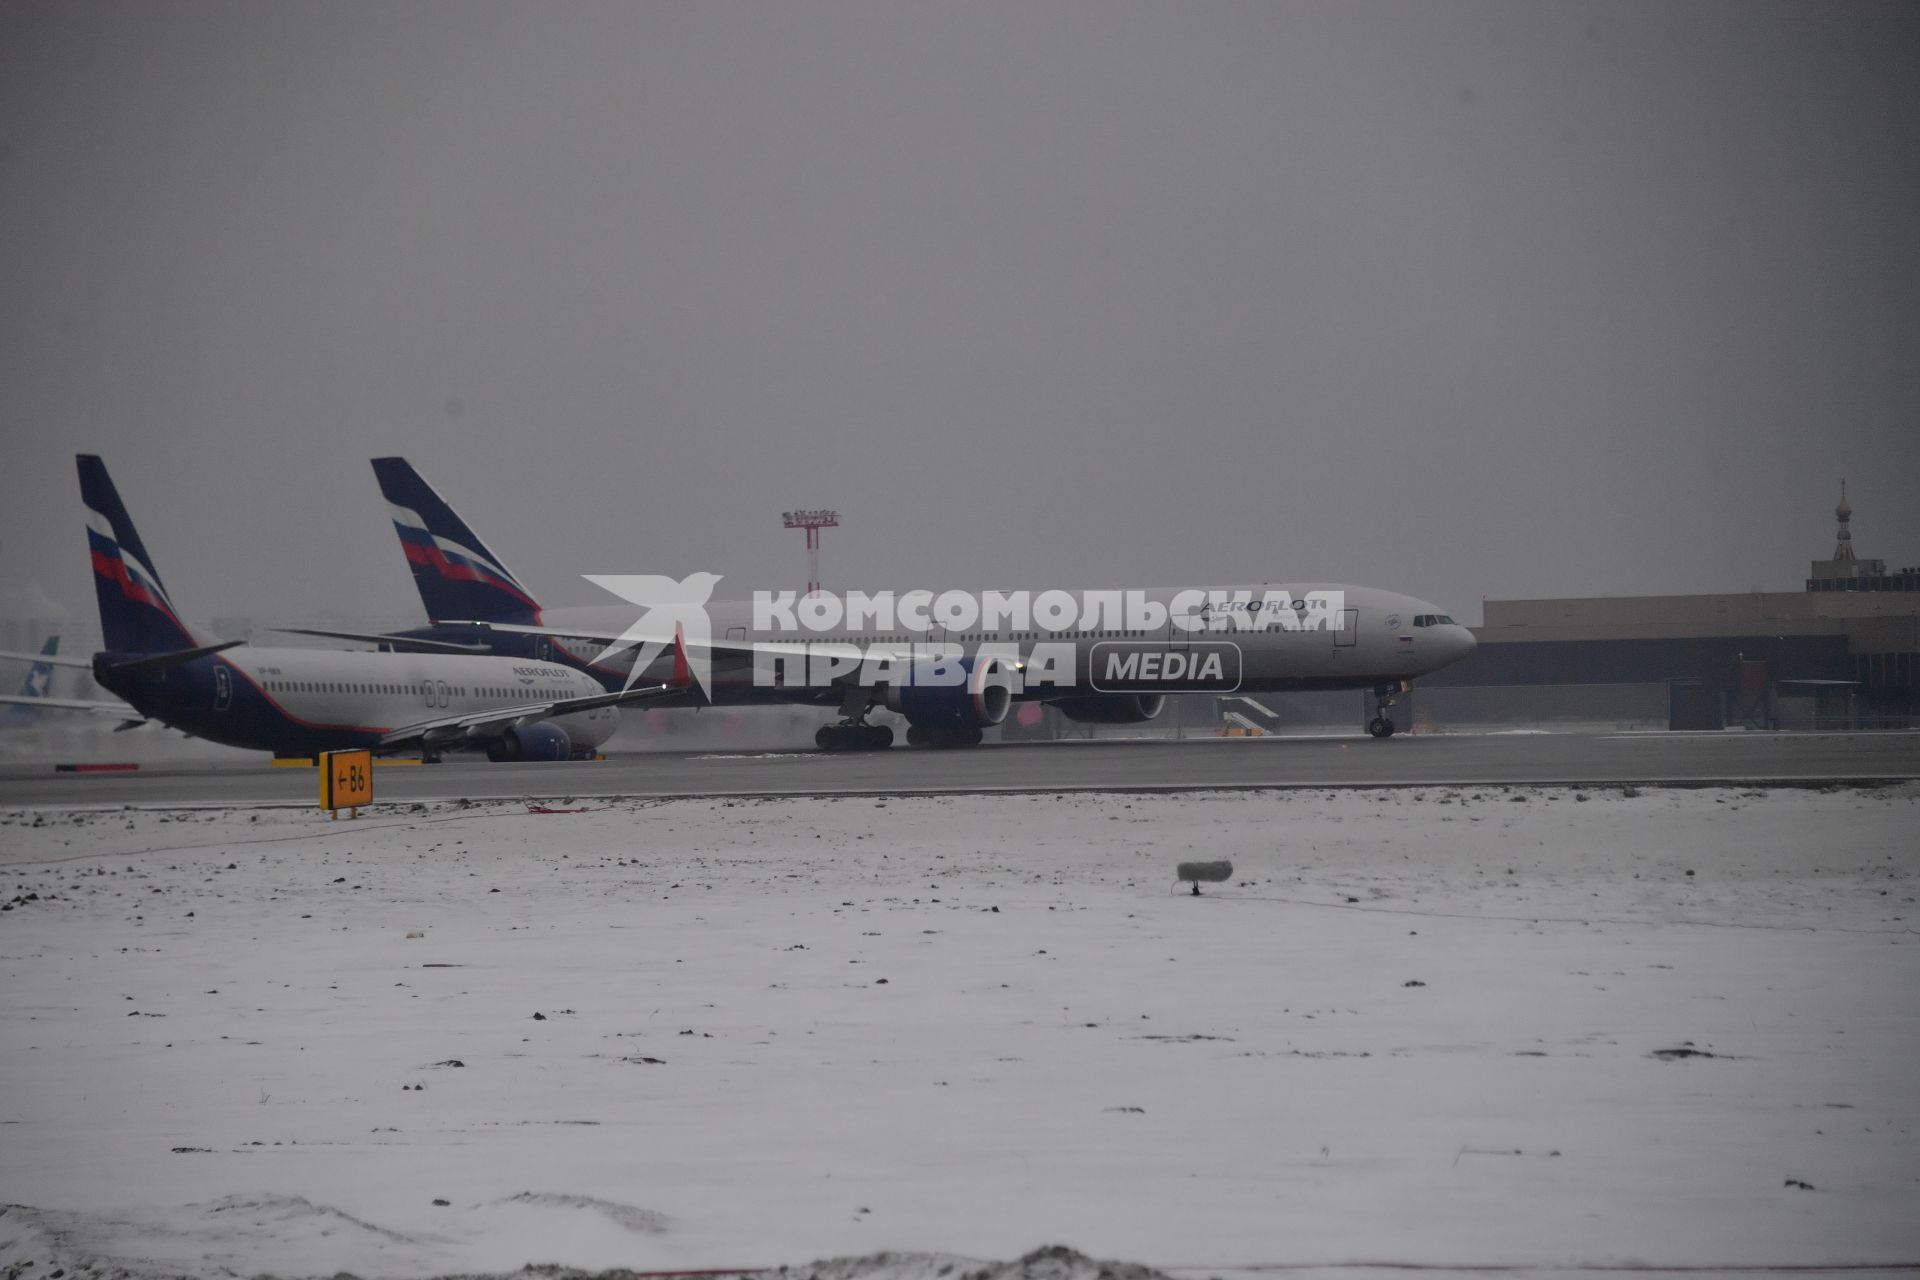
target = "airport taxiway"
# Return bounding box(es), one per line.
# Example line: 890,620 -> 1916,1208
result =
1,729 -> 1915,808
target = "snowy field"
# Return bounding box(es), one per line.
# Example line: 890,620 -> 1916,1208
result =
1,785 -> 1916,1279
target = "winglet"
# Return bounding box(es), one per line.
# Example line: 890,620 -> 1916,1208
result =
672,622 -> 691,689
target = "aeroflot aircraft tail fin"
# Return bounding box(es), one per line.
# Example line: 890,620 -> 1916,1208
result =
371,457 -> 542,624
0,637 -> 60,727
77,455 -> 202,654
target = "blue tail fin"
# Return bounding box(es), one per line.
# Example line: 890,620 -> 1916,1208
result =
78,454 -> 200,654
371,457 -> 541,623
0,637 -> 60,727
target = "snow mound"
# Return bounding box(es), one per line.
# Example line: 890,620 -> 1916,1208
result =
774,1245 -> 1174,1280
0,1218 -> 1161,1280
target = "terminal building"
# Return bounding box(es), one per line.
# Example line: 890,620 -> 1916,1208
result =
1416,485 -> 1917,731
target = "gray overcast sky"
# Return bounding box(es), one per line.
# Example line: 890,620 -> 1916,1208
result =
2,0 -> 1916,631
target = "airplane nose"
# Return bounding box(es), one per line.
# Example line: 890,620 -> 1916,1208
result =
1408,602 -> 1476,670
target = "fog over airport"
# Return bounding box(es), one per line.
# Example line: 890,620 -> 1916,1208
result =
2,1 -> 1916,635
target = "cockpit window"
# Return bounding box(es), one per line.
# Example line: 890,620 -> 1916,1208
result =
1412,614 -> 1457,627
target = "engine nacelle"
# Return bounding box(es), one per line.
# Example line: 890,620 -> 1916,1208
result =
1052,693 -> 1166,724
485,721 -> 573,762
883,654 -> 1015,729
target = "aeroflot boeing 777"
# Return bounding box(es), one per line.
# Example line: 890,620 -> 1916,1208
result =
310,459 -> 1477,751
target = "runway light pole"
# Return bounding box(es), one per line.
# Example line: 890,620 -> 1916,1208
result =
782,509 -> 839,598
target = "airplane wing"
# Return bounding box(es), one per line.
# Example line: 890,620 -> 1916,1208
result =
0,649 -> 94,669
0,692 -> 144,721
271,627 -> 493,655
378,628 -> 696,748
377,683 -> 676,747
441,620 -> 895,670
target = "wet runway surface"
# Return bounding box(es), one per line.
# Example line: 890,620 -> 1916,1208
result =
1,729 -> 1915,807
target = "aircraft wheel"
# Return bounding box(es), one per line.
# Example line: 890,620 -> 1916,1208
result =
1367,717 -> 1389,738
863,724 -> 894,750
1380,719 -> 1397,738
816,725 -> 841,751
905,724 -> 934,748
953,724 -> 984,746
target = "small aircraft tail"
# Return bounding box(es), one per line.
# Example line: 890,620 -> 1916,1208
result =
77,455 -> 202,655
0,637 -> 60,728
371,457 -> 542,624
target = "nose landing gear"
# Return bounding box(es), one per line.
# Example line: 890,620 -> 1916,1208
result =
1368,683 -> 1401,738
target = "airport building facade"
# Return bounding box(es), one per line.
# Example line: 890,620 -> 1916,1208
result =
1419,487 -> 1917,731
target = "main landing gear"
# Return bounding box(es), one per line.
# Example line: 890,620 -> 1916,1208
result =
816,688 -> 894,752
1367,683 -> 1400,738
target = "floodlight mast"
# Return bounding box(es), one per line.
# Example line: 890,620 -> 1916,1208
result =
781,509 -> 840,598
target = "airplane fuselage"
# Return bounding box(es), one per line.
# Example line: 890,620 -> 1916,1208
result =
403,582 -> 1476,709
93,647 -> 617,756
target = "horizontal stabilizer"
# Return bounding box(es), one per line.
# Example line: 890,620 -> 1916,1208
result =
0,692 -> 142,718
107,640 -> 244,675
0,648 -> 94,670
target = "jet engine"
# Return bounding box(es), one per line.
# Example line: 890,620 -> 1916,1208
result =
883,654 -> 1016,746
485,721 -> 573,762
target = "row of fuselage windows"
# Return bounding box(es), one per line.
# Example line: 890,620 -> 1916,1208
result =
263,680 -> 564,701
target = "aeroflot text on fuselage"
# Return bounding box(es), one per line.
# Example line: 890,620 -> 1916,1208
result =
751,588 -> 1346,635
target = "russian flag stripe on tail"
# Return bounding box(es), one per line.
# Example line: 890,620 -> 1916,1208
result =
76,455 -> 199,655
371,458 -> 541,623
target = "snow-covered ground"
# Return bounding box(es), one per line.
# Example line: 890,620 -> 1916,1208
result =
1,785 -> 1915,1279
